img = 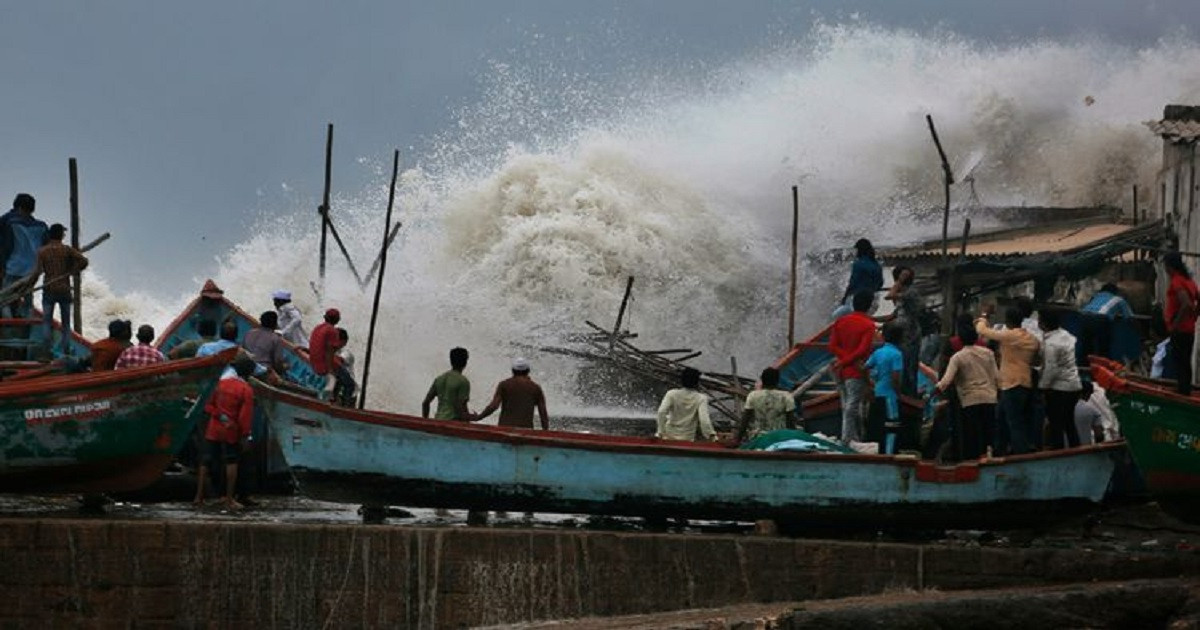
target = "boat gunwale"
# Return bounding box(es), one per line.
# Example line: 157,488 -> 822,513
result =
0,348 -> 236,398
1091,361 -> 1200,406
256,378 -> 1123,468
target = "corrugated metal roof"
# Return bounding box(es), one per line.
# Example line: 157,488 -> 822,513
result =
1146,119 -> 1200,142
889,222 -> 1136,260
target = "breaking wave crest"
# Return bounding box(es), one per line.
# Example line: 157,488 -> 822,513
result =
96,22 -> 1200,412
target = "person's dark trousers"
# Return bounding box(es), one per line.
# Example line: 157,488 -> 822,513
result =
998,386 -> 1033,455
959,403 -> 994,460
1044,390 -> 1081,449
1170,332 -> 1195,396
865,397 -> 888,445
1082,314 -> 1112,359
901,340 -> 920,396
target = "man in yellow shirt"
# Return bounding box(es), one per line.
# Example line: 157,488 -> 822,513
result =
975,307 -> 1040,454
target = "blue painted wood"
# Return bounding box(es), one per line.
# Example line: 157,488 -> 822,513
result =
774,325 -> 835,391
259,381 -> 1121,528
156,291 -> 325,392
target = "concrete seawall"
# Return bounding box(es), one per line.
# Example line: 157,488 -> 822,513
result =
5,518 -> 1200,628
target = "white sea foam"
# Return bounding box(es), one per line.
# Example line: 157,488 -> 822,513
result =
88,23 -> 1200,413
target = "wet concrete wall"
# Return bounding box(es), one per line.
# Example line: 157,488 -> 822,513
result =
4,518 -> 1200,628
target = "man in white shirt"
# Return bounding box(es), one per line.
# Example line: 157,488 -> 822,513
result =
656,367 -> 718,442
273,290 -> 308,348
1039,309 -> 1083,449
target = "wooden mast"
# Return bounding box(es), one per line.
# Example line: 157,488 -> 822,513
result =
358,150 -> 400,408
68,158 -> 82,334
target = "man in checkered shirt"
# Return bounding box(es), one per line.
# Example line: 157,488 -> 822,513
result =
115,324 -> 166,368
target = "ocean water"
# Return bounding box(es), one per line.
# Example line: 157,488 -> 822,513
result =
79,23 -> 1200,415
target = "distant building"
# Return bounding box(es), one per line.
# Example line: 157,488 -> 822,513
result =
1146,105 -> 1200,268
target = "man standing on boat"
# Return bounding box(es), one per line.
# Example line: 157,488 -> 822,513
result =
1163,252 -> 1198,396
193,357 -> 257,511
829,290 -> 876,444
475,357 -> 549,430
1038,309 -> 1083,449
655,367 -> 718,442
933,323 -> 998,460
0,194 -> 48,318
114,325 -> 166,368
33,223 -> 88,357
308,308 -> 344,400
422,346 -> 474,421
975,307 -> 1040,455
242,311 -> 288,377
273,290 -> 308,348
833,238 -> 883,318
733,367 -> 796,443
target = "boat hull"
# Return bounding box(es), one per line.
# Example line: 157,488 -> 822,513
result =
1092,363 -> 1200,521
0,353 -> 230,494
260,383 -> 1120,529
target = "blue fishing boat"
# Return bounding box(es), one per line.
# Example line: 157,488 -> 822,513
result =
155,280 -> 325,392
258,379 -> 1121,529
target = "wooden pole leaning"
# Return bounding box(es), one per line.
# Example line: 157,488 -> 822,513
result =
359,150 -> 400,409
788,185 -> 799,348
319,123 -> 333,294
611,276 -> 634,350
68,158 -> 82,334
926,114 -> 957,334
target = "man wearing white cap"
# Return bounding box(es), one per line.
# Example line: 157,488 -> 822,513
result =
272,290 -> 308,348
476,357 -> 550,430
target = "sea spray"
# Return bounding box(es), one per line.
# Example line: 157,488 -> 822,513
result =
85,23 -> 1200,415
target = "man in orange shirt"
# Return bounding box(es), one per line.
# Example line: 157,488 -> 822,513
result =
193,357 -> 257,510
828,290 -> 877,443
89,320 -> 132,371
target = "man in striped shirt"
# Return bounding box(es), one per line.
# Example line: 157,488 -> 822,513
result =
115,324 -> 166,368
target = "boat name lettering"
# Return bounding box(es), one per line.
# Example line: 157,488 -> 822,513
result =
25,400 -> 113,425
1151,427 -> 1200,453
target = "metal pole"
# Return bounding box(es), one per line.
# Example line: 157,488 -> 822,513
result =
787,185 -> 799,348
68,158 -> 82,334
358,149 -> 400,409
319,123 -> 333,293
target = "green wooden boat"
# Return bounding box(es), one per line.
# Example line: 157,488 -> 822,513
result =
1092,360 -> 1200,521
0,349 -> 234,494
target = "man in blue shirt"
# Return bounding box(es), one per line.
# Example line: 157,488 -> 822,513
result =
0,194 -> 48,317
834,238 -> 883,318
1081,283 -> 1134,359
865,323 -> 905,453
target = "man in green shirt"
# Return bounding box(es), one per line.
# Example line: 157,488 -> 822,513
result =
422,346 -> 474,421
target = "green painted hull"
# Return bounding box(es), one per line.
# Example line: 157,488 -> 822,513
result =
1094,363 -> 1200,521
0,352 -> 231,494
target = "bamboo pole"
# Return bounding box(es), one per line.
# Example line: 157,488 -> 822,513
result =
324,219 -> 364,286
68,158 -> 82,334
1133,185 -> 1139,226
788,185 -> 799,348
358,150 -> 400,409
610,276 -> 634,350
360,222 -> 403,288
957,219 -> 972,261
319,123 -> 333,292
925,115 -> 955,261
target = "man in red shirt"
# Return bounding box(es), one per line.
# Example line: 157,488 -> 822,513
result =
308,308 -> 344,400
193,357 -> 257,510
828,290 -> 877,442
1164,252 -> 1199,395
